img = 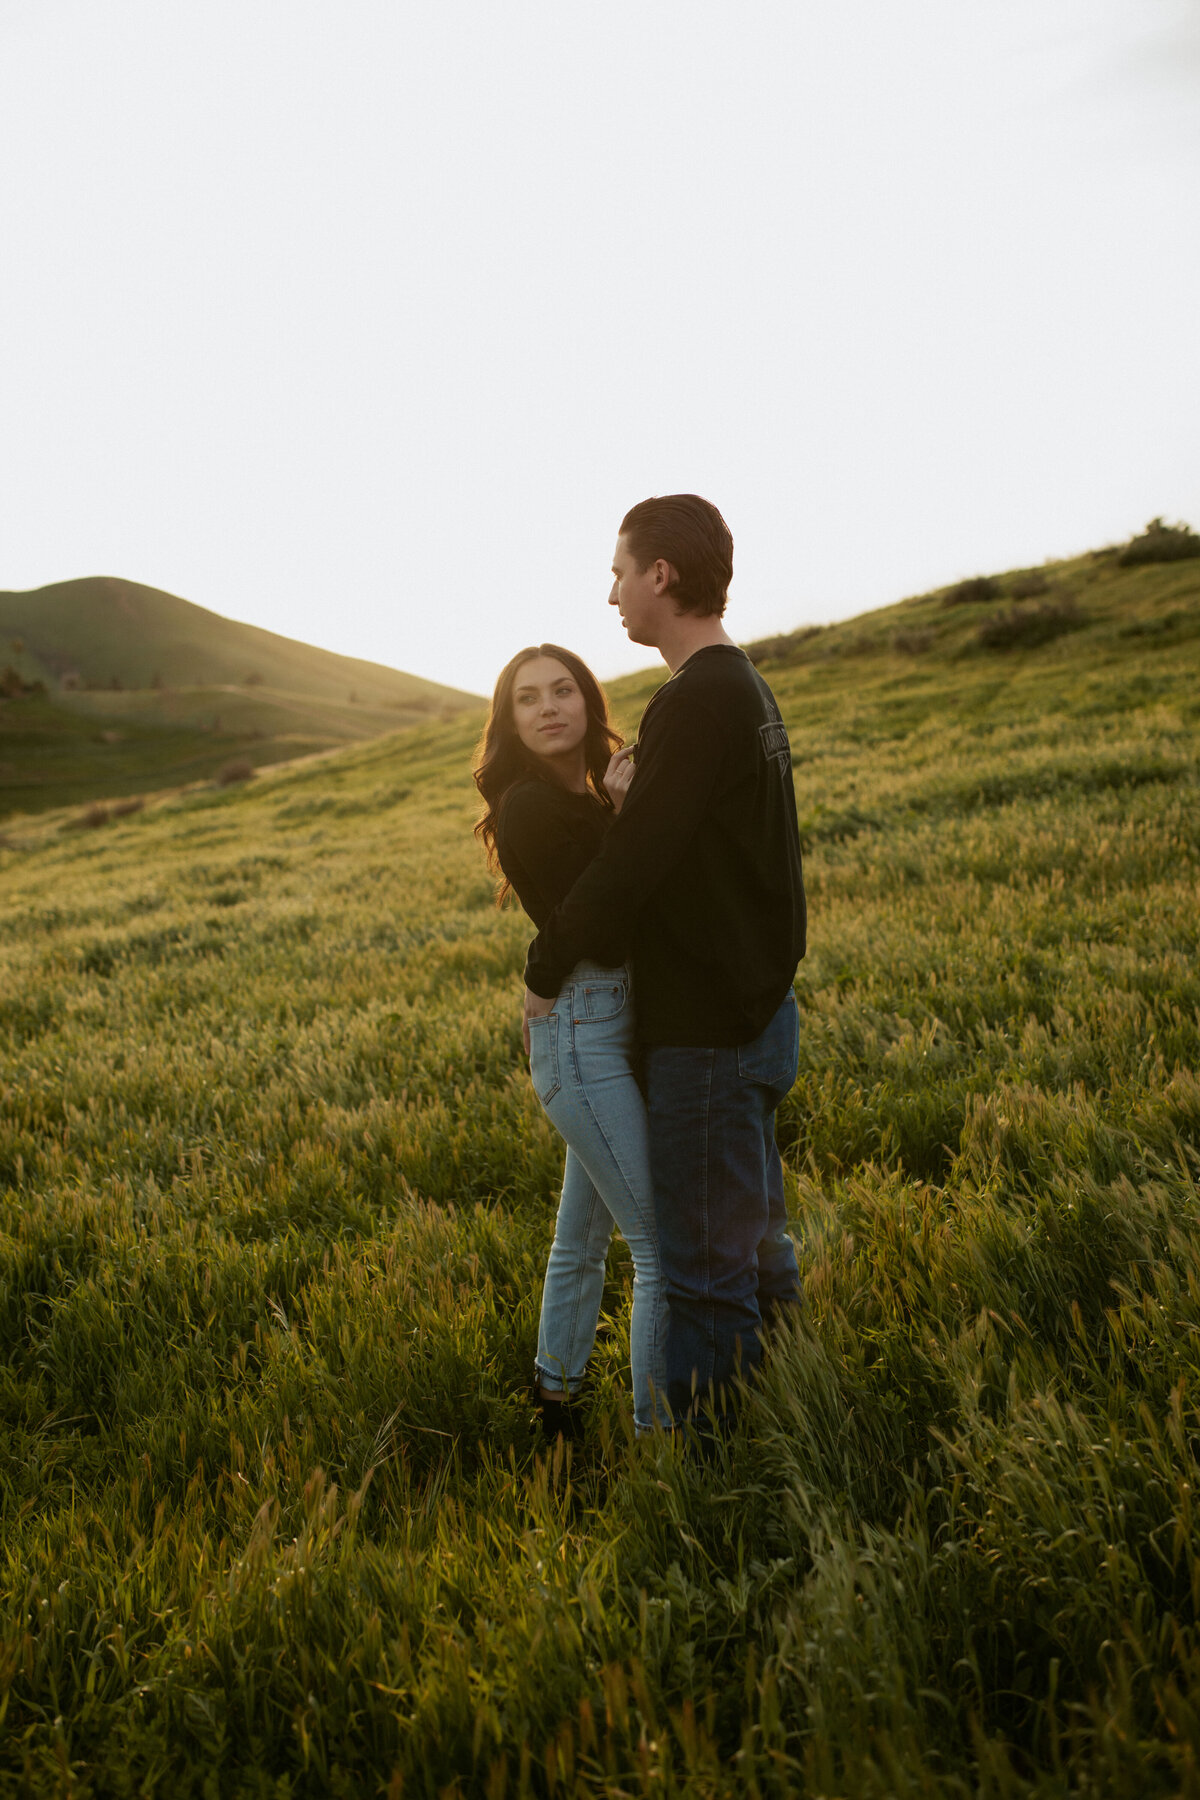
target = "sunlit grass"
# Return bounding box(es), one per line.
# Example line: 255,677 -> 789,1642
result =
0,554 -> 1198,1792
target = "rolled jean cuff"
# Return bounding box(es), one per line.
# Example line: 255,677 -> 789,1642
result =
533,1361 -> 584,1396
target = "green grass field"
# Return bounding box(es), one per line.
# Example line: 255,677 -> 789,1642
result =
1,548 -> 1199,1795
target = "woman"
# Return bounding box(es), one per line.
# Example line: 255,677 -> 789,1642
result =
474,644 -> 668,1437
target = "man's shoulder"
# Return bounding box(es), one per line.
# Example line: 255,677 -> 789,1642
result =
659,646 -> 781,719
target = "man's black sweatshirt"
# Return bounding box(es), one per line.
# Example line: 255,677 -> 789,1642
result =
524,644 -> 806,1046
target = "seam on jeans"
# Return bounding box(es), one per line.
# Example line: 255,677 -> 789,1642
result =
562,1015 -> 659,1272
699,1051 -> 717,1370
561,1177 -> 603,1372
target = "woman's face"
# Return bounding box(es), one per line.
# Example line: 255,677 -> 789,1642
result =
511,655 -> 589,768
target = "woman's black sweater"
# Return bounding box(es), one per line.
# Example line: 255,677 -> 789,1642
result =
493,778 -> 613,930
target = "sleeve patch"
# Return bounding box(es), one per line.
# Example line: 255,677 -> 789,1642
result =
759,719 -> 791,774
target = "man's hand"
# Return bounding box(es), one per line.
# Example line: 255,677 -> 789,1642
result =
602,744 -> 637,813
522,985 -> 555,1055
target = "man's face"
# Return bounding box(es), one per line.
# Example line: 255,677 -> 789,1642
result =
609,535 -> 670,646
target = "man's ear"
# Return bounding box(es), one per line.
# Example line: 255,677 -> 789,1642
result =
653,559 -> 679,594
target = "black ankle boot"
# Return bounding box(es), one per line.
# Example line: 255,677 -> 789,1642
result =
536,1391 -> 585,1444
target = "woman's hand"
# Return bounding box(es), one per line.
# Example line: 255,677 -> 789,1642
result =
523,985 -> 554,1055
603,744 -> 637,813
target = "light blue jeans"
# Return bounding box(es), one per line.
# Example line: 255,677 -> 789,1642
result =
528,961 -> 669,1433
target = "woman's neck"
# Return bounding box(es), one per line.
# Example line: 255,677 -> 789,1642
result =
542,748 -> 589,794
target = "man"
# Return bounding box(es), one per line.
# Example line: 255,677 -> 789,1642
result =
523,494 -> 807,1428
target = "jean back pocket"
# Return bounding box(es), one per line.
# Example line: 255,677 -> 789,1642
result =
528,1010 -> 561,1105
737,994 -> 799,1099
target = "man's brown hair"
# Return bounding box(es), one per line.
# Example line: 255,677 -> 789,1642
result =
619,494 -> 734,618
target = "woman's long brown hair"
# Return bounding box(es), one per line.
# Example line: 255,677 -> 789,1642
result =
473,644 -> 622,902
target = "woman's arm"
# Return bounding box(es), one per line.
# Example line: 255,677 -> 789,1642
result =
496,783 -> 609,927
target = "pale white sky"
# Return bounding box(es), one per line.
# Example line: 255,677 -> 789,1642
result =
2,1 -> 1197,695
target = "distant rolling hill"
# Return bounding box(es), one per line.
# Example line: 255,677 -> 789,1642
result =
0,576 -> 482,819
0,576 -> 475,710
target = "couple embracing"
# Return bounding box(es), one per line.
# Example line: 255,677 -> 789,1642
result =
474,495 -> 806,1441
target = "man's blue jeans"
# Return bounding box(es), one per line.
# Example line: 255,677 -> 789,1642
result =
643,992 -> 801,1425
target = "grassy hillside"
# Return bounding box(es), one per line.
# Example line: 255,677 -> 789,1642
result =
0,547 -> 1198,1794
0,576 -> 480,818
0,687 -> 474,823
0,576 -> 477,709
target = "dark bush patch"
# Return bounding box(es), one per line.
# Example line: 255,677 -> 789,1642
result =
745,624 -> 826,666
891,627 -> 934,655
217,759 -> 254,786
64,804 -> 111,832
1009,571 -> 1050,599
1117,517 -> 1200,567
1118,610 -> 1194,641
943,576 -> 1000,608
976,597 -> 1086,650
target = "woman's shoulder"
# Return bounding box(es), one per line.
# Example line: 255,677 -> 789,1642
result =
495,778 -> 565,844
496,778 -> 605,843
496,777 -> 553,827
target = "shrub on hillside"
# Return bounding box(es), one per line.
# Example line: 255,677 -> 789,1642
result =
1118,610 -> 1190,640
1117,517 -> 1200,566
0,665 -> 42,698
745,624 -> 826,667
217,759 -> 254,786
1010,570 -> 1050,599
110,796 -> 145,818
65,803 -> 111,830
832,631 -> 881,657
976,596 -> 1085,650
745,636 -> 791,666
891,627 -> 934,655
943,575 -> 1000,608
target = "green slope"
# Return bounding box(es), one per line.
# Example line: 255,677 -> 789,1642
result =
0,575 -> 477,710
0,574 -> 482,818
1,540 -> 1199,1792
